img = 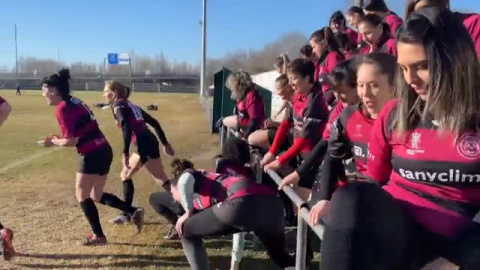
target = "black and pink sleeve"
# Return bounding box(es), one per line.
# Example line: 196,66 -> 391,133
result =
366,100 -> 397,184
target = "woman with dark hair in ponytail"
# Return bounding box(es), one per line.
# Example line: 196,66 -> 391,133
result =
166,137 -> 294,270
38,69 -> 144,246
358,14 -> 397,56
329,11 -> 360,48
363,0 -> 403,37
319,8 -> 480,269
405,0 -> 480,57
103,80 -> 175,225
309,27 -> 345,105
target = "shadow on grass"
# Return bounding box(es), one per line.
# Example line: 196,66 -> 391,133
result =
156,238 -> 233,250
16,254 -> 293,270
16,254 -> 187,269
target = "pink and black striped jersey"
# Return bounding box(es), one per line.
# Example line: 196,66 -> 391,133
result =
56,96 -> 108,155
368,99 -> 480,238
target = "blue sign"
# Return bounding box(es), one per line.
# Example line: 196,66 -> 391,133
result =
108,53 -> 119,65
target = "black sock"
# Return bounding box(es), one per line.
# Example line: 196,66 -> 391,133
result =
123,179 -> 134,216
80,199 -> 104,237
100,193 -> 136,215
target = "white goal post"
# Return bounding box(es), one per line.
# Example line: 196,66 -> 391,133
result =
85,82 -> 106,91
132,83 -> 161,93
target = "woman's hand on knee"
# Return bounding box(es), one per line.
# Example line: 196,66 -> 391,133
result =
175,211 -> 194,236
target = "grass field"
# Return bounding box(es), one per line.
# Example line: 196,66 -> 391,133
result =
0,90 -> 285,270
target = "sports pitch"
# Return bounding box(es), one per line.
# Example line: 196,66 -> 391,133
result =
0,90 -> 286,269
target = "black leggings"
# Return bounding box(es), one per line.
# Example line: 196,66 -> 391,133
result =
320,181 -> 480,270
149,192 -> 185,225
180,195 -> 294,270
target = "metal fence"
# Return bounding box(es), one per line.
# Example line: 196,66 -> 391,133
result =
220,126 -> 324,270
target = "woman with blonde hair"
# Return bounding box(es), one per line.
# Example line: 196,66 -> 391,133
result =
103,80 -> 175,225
222,70 -> 266,140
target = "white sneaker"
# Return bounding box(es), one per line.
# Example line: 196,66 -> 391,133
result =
110,215 -> 130,225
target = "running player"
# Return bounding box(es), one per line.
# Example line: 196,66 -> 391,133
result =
308,53 -> 396,223
170,137 -> 295,270
38,69 -> 144,245
358,14 -> 397,56
222,71 -> 266,140
0,97 -> 14,260
320,8 -> 480,269
309,27 -> 345,105
405,0 -> 480,57
103,81 -> 175,225
363,0 -> 403,37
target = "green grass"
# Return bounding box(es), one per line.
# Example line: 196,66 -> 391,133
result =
0,90 -> 292,270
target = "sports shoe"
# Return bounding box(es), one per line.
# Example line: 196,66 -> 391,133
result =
110,214 -> 130,225
163,226 -> 180,240
0,228 -> 15,261
82,233 -> 107,246
131,208 -> 145,234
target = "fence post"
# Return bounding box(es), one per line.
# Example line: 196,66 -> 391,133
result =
231,232 -> 246,270
295,214 -> 308,270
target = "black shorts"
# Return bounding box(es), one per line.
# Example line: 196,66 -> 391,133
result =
135,130 -> 160,164
78,145 -> 113,175
298,163 -> 320,190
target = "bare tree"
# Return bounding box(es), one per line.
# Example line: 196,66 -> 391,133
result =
206,31 -> 308,85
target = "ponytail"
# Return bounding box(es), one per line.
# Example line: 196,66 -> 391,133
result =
310,27 -> 341,53
125,86 -> 132,99
105,80 -> 130,100
170,158 -> 195,184
44,68 -> 71,100
359,14 -> 392,38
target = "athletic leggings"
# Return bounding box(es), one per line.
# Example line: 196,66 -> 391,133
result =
320,181 -> 480,270
149,191 -> 185,225
181,195 -> 294,270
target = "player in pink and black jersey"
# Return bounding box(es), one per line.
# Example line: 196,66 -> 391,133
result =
278,59 -> 360,191
0,96 -> 14,260
358,14 -> 397,56
103,81 -> 175,225
262,59 -> 329,200
309,27 -> 345,106
222,70 -> 266,140
38,69 -> 144,246
308,53 -> 396,221
319,8 -> 480,269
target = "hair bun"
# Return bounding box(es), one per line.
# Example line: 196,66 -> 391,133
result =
58,68 -> 71,81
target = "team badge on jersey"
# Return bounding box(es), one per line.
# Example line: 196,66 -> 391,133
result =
406,131 -> 425,155
457,133 -> 480,160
